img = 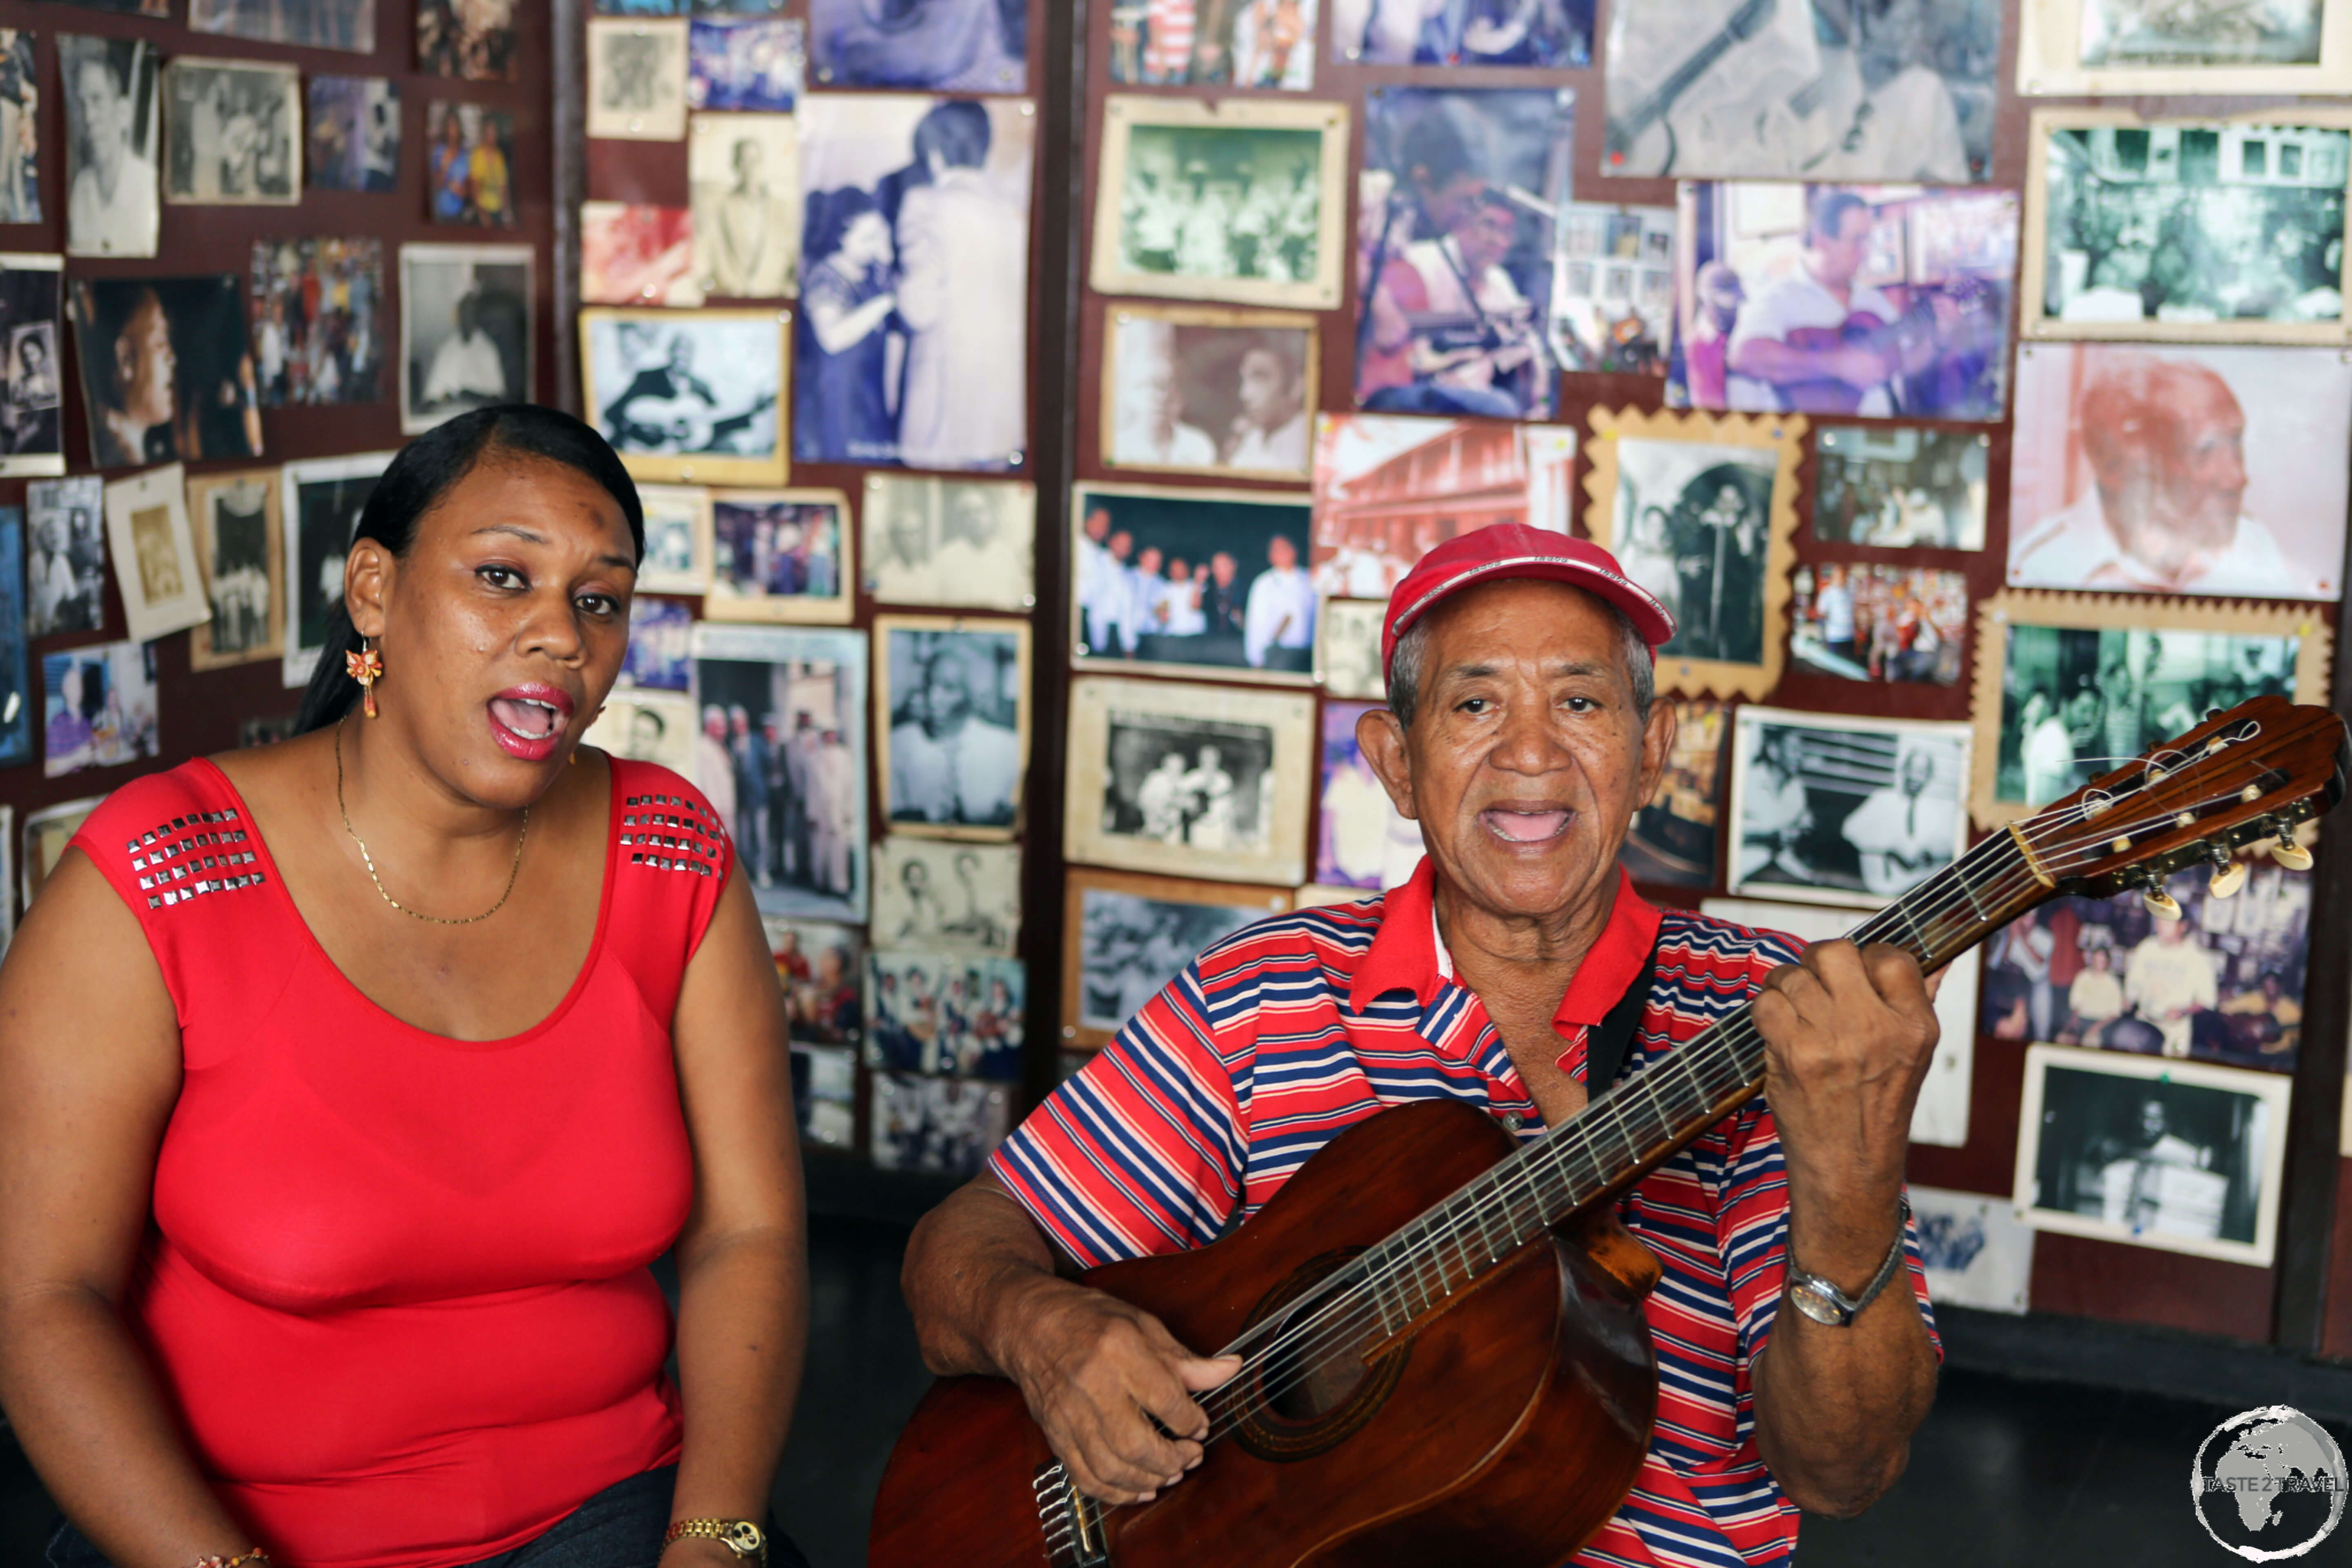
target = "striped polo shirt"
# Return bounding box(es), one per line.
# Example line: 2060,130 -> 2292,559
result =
990,858 -> 1940,1568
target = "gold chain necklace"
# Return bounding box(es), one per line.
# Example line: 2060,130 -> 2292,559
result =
335,719 -> 528,924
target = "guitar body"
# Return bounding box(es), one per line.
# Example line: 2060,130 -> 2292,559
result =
870,1100 -> 1661,1568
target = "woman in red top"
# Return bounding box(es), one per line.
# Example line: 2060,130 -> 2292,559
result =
0,408 -> 810,1568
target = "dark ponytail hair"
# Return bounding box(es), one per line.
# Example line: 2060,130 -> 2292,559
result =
295,405 -> 645,734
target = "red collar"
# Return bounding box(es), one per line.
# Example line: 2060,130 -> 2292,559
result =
1348,858 -> 1662,1033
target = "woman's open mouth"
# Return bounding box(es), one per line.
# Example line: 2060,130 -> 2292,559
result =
487,685 -> 574,761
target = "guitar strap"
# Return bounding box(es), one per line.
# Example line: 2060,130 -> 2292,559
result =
1584,932 -> 1664,1098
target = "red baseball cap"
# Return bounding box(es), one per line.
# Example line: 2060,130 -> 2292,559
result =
1379,521 -> 1676,676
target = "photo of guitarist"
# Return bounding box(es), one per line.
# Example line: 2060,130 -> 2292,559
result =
1725,190 -> 1920,416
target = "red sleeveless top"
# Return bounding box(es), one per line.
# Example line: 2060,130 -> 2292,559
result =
69,757 -> 734,1568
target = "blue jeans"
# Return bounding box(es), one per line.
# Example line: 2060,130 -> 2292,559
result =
47,1466 -> 811,1568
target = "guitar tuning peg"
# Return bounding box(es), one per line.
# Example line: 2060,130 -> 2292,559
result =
2209,859 -> 2247,899
2142,887 -> 2183,920
2270,840 -> 2314,871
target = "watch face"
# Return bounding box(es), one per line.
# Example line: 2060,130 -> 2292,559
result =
1788,1278 -> 1851,1327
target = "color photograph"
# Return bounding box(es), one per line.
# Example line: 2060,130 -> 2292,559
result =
690,112 -> 799,298
26,476 -> 104,638
768,915 -> 866,1047
622,595 -> 693,690
253,238 -> 383,408
1308,414 -> 1575,599
808,0 -> 1025,91
69,276 -> 263,470
1551,202 -> 1675,376
42,639 -> 158,777
102,462 -> 210,644
872,839 -> 1021,955
866,952 -> 1025,1079
60,35 -> 159,259
1316,698 -> 1423,891
1103,304 -> 1317,480
425,102 -> 516,228
634,484 -> 711,595
689,16 -> 803,110
418,0 -> 519,80
1728,705 -> 1971,908
860,475 -> 1035,611
1109,0 -> 1319,87
162,58 -> 299,204
877,615 -> 1030,837
584,307 -> 789,485
186,469 -> 283,673
1812,424 -> 1988,549
1622,697 -> 1723,888
1072,483 -> 1316,681
1789,563 -> 1967,684
191,0 -> 374,51
401,243 -> 530,433
307,76 -> 399,192
705,489 -> 852,624
1337,0 -> 1588,64
1063,869 -> 1287,1047
582,203 -> 701,307
588,18 -> 690,141
0,255 -> 62,478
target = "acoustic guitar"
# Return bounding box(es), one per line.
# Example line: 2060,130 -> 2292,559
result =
870,695 -> 2345,1568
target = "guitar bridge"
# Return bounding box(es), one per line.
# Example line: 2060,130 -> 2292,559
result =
1033,1461 -> 1110,1567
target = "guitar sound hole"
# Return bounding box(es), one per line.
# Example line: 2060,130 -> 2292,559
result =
1231,1248 -> 1411,1462
1258,1307 -> 1372,1422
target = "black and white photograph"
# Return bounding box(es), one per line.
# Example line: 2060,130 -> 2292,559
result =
103,463 -> 209,644
690,621 -> 869,923
583,306 -> 789,486
689,16 -> 802,110
1623,698 -> 1724,888
60,35 -> 159,258
1309,414 -> 1577,597
1982,862 -> 2311,1072
767,915 -> 865,1047
861,475 -> 1035,611
1904,1184 -> 2030,1314
878,615 -> 1029,838
1790,564 -> 1967,684
582,688 -> 699,773
588,19 -> 690,141
1354,86 -> 1572,421
2081,0 -> 2324,65
26,476 -> 104,639
1316,598 -> 1385,698
1109,0 -> 1319,87
426,102 -> 515,228
1604,0 -> 1998,180
1335,0 -> 1588,63
796,95 -> 1033,472
1093,96 -> 1347,311
0,510 -> 27,772
192,0 -> 374,51
1551,202 -> 1675,377
1813,425 -> 1988,549
1104,304 -> 1317,480
253,238 -> 384,407
622,595 -> 693,691
185,469 -> 283,673
418,0 -> 519,81
2018,0 -> 2352,94
2016,1043 -> 2288,1266
1063,869 -> 1287,1047
2025,111 -> 2352,343
1072,483 -> 1316,682
808,0 -> 1025,91
401,243 -> 530,434
872,839 -> 1021,955
42,639 -> 157,778
790,1041 -> 857,1150
1065,676 -> 1314,886
1316,699 -> 1423,891
705,488 -> 852,624
281,451 -> 392,689
870,1071 -> 1012,1177
307,76 -> 397,193
69,276 -> 264,470
0,32 -> 40,225
635,483 -> 711,595
865,952 -> 1025,1078
690,112 -> 798,298
1671,183 -> 2019,421
1728,705 -> 1971,908
0,256 -> 62,477
163,58 -> 299,205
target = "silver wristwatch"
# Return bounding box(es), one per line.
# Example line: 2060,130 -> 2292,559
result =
1785,1196 -> 1911,1329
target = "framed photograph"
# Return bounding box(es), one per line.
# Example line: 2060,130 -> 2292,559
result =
872,839 -> 1021,955
1551,202 -> 1676,377
253,240 -> 384,408
184,468 -> 283,672
1727,705 -> 1971,910
400,243 -> 529,434
162,59 -> 299,205
1790,564 -> 1967,685
1102,303 -> 1318,480
1092,96 -> 1347,312
1983,862 -> 2311,1073
193,0 -> 374,51
866,952 -> 1026,1078
1337,0 -> 1585,63
1063,869 -> 1289,1048
635,483 -> 711,595
2016,1043 -> 2288,1267
705,488 -> 852,624
861,475 -> 1035,611
1072,483 -> 1314,683
1065,675 -> 1315,887
876,615 -> 1031,839
689,17 -> 802,111
1316,598 -> 1386,699
425,102 -> 517,228
621,596 -> 693,691
583,306 -> 789,486
1111,0 -> 1319,86
870,1071 -> 1012,1176
26,477 -> 105,639
808,0 -> 1025,91
768,915 -> 864,1047
0,255 -> 64,477
1308,413 -> 1576,599
0,32 -> 38,225
60,35 -> 159,258
797,96 -> 1033,471
583,204 -> 700,308
1581,406 -> 1804,700
23,795 -> 102,911
2019,0 -> 2352,94
308,78 -> 399,192
102,464 -> 208,644
1670,183 -> 2019,421
69,276 -> 263,470
588,19 -> 689,141
1316,698 -> 1423,891
2023,110 -> 2352,344
42,639 -> 157,777
2007,343 -> 2349,601
1965,591 -> 2333,829
689,621 -> 868,923
418,0 -> 519,81
1905,1184 -> 2032,1314
1813,425 -> 1988,550
790,1041 -> 858,1151
1355,86 -> 1573,420
582,687 -> 699,774
0,509 -> 28,768
1622,697 -> 1724,889
688,113 -> 798,299
1604,0 -> 1996,180
281,452 -> 393,690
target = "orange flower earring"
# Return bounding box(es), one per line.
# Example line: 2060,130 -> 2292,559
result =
346,638 -> 384,718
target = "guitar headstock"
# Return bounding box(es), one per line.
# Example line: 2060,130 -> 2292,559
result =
2017,695 -> 2348,902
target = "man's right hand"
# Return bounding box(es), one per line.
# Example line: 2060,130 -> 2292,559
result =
994,1276 -> 1241,1506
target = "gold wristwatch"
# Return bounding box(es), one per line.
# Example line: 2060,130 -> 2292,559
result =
663,1519 -> 768,1564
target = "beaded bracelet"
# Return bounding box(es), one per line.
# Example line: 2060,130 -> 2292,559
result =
187,1550 -> 268,1568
